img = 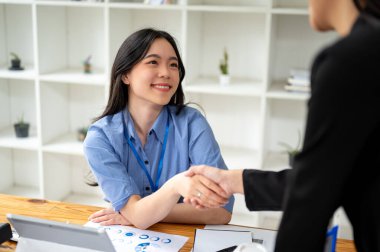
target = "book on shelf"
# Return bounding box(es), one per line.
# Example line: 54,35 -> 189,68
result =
284,83 -> 310,93
285,68 -> 311,93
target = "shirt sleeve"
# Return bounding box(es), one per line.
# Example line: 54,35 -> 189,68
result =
275,51 -> 380,251
83,126 -> 140,212
243,169 -> 289,211
188,112 -> 235,213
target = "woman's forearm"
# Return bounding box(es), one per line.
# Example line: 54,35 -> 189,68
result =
162,203 -> 231,224
119,178 -> 181,229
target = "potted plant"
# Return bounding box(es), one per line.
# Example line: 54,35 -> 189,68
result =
278,130 -> 302,167
9,52 -> 24,71
83,55 -> 92,74
77,126 -> 89,142
219,48 -> 230,86
14,114 -> 30,138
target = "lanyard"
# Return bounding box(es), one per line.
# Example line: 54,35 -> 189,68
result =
122,107 -> 170,192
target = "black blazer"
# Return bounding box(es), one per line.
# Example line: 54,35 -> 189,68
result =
243,14 -> 380,252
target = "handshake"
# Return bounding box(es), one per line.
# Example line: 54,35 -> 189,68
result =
180,165 -> 244,210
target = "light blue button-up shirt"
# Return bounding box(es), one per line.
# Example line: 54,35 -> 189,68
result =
84,105 -> 234,212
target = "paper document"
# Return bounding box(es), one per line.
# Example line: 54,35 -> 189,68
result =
193,228 -> 252,252
85,222 -> 188,252
203,225 -> 277,252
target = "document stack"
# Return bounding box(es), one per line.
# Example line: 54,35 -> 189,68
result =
284,69 -> 311,93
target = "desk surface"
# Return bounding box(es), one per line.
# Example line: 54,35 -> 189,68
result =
0,194 -> 356,252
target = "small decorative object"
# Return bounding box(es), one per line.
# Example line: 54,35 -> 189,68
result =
14,114 -> 30,138
278,130 -> 302,167
219,48 -> 230,86
9,52 -> 24,71
77,126 -> 89,142
83,55 -> 92,74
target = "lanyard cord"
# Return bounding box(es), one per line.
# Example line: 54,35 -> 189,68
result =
122,107 -> 170,192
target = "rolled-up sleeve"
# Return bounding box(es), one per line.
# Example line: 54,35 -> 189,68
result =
188,113 -> 235,213
84,127 -> 140,211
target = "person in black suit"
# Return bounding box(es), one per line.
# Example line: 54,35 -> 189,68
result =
184,0 -> 380,251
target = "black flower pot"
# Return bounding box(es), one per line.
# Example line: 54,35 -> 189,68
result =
14,123 -> 30,138
9,59 -> 24,71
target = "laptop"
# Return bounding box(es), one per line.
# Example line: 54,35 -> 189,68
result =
7,214 -> 115,252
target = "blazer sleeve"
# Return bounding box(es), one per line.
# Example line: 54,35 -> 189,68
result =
243,169 -> 289,211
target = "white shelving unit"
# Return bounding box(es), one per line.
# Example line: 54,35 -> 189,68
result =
0,0 -> 352,239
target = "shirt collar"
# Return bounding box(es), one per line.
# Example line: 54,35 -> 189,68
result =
123,106 -> 169,144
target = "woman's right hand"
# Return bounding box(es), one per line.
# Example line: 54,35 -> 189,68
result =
170,172 -> 229,209
88,207 -> 132,226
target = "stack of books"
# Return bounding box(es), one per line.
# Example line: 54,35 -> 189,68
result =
284,69 -> 311,93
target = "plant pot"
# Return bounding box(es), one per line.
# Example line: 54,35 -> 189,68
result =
9,59 -> 24,71
77,129 -> 88,142
84,63 -> 91,74
14,123 -> 30,138
219,74 -> 230,86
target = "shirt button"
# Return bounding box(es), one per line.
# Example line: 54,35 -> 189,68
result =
144,160 -> 149,165
145,187 -> 150,191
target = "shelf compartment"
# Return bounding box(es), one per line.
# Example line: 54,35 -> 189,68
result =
263,151 -> 290,171
268,15 -> 337,86
0,148 -> 41,198
109,7 -> 183,64
0,79 -> 38,149
266,82 -> 309,101
0,66 -> 36,80
36,0 -> 104,7
36,5 -> 106,76
40,81 -> 105,146
270,7 -> 308,15
0,3 -> 35,72
185,77 -> 263,97
263,99 -> 306,156
272,0 -> 308,9
43,152 -> 106,207
43,132 -> 84,156
109,1 -> 183,10
0,126 -> 38,150
221,146 -> 259,169
188,95 -> 262,152
39,68 -> 106,86
186,11 -> 267,88
187,0 -> 268,8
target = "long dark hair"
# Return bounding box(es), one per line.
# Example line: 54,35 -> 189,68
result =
353,0 -> 380,18
95,28 -> 186,122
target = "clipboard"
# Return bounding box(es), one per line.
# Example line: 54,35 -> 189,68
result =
7,214 -> 115,252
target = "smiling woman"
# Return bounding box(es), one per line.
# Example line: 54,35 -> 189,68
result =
83,28 -> 234,230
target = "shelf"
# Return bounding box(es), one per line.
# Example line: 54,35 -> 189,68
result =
0,0 -> 33,5
0,66 -> 36,80
109,2 -> 183,10
1,185 -> 40,198
43,133 -> 84,156
36,1 -> 104,8
266,82 -> 309,100
221,146 -> 259,169
262,152 -> 290,171
187,5 -> 267,13
62,193 -> 109,207
0,126 -> 39,150
185,78 -> 263,97
39,69 -> 106,86
271,7 -> 308,15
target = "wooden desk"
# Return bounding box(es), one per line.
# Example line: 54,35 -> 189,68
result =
0,194 -> 356,252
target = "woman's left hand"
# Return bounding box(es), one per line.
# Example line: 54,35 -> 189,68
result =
88,207 -> 132,226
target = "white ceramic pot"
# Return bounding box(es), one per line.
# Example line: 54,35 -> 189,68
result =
219,74 -> 230,86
